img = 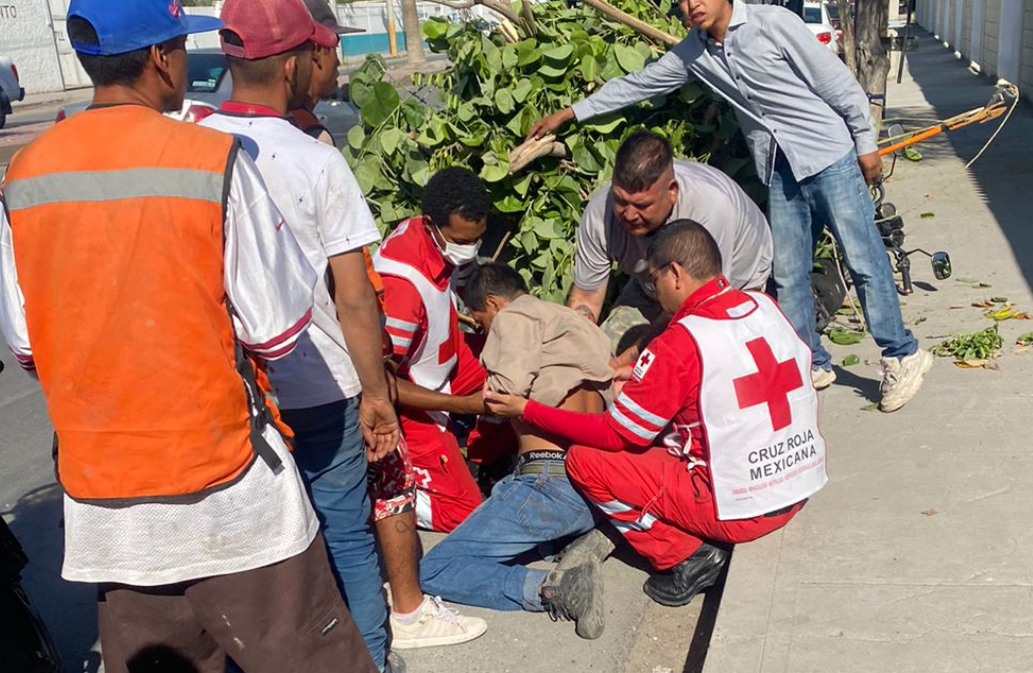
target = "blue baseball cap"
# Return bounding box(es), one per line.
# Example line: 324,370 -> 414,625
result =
68,0 -> 223,56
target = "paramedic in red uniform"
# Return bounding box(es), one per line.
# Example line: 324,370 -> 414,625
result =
374,167 -> 503,533
486,219 -> 828,607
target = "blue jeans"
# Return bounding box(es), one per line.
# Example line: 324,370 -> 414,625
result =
419,472 -> 596,612
769,149 -> 918,370
282,398 -> 387,670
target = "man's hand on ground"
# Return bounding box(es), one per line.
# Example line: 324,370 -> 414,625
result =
857,151 -> 883,185
359,394 -> 400,463
526,107 -> 576,141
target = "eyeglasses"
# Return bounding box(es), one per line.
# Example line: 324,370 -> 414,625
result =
647,263 -> 671,286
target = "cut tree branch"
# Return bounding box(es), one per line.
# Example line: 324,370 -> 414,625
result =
520,0 -> 540,36
580,0 -> 680,47
423,0 -> 521,25
508,134 -> 566,174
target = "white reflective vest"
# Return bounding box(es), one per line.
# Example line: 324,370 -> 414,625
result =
373,221 -> 458,429
678,291 -> 827,520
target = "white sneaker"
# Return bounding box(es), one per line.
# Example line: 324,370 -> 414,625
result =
390,596 -> 487,650
879,349 -> 933,413
812,367 -> 837,390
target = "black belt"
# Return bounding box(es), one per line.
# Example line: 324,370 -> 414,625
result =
514,450 -> 566,478
764,499 -> 806,518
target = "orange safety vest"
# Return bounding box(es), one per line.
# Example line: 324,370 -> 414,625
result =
2,105 -> 286,504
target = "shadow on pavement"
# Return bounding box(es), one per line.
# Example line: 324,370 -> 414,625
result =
2,483 -> 100,673
830,364 -> 881,403
902,30 -> 1033,292
681,550 -> 730,673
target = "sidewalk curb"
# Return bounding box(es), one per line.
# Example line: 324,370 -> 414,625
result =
700,531 -> 784,673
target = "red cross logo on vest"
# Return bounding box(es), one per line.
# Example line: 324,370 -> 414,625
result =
733,338 -> 803,431
639,352 -> 652,367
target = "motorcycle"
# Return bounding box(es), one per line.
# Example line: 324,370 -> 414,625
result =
810,82 -> 1017,331
811,124 -> 965,332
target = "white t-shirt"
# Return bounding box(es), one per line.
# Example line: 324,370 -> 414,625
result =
574,160 -> 773,293
0,152 -> 321,586
202,111 -> 382,409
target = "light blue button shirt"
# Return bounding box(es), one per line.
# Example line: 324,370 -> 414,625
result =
571,2 -> 877,185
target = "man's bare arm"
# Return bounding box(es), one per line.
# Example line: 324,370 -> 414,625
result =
395,378 -> 485,415
328,250 -> 400,460
567,284 -> 608,324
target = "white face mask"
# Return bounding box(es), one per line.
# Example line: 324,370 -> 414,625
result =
441,238 -> 482,266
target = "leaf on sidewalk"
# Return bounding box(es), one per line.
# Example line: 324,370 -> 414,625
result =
903,146 -> 923,162
954,359 -> 989,369
828,327 -> 865,346
921,509 -> 938,516
920,212 -> 935,219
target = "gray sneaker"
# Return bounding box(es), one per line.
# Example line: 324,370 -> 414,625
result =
555,529 -> 616,572
540,559 -> 605,640
879,349 -> 933,412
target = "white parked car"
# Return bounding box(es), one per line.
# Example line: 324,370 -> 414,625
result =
802,1 -> 841,56
0,56 -> 26,130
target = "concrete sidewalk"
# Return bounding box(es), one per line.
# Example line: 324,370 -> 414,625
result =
704,31 -> 1033,673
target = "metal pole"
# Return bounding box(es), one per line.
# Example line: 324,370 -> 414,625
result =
386,0 -> 399,56
897,0 -> 914,84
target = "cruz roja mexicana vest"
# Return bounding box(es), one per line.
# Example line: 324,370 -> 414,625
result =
679,291 -> 827,520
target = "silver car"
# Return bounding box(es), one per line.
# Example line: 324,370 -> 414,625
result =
0,55 -> 26,130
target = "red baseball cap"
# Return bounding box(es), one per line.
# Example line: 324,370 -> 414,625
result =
219,0 -> 337,59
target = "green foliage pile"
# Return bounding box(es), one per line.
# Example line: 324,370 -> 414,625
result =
932,324 -> 1003,362
344,0 -> 757,302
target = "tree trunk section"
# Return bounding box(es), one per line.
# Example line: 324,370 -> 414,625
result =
851,0 -> 890,130
401,0 -> 426,65
835,0 -> 857,75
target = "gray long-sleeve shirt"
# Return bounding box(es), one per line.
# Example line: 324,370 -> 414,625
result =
571,2 -> 877,185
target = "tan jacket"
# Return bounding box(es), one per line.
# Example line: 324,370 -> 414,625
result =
481,294 -> 613,407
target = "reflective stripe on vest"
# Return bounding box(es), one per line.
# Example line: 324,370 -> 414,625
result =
2,106 -> 274,504
3,167 -> 223,210
678,292 -> 827,520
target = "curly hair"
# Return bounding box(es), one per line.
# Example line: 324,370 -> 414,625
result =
421,167 -> 491,228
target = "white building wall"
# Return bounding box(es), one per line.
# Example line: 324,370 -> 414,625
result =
954,0 -> 964,48
998,0 -> 1024,82
918,0 -> 1029,94
972,0 -> 985,68
0,0 -> 64,94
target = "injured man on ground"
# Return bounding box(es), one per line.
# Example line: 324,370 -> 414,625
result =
419,262 -> 614,639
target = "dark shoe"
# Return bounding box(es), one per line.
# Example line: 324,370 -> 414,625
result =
642,543 -> 729,607
540,559 -> 605,639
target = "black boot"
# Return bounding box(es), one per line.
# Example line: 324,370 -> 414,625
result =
642,542 -> 729,607
540,559 -> 605,639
